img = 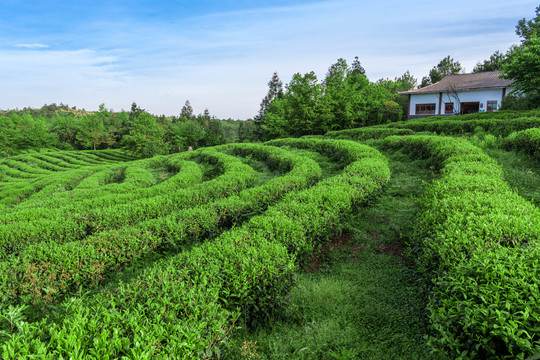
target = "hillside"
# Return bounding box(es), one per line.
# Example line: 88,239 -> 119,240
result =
0,109 -> 539,359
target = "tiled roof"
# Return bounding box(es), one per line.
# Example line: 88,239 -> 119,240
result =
398,71 -> 513,95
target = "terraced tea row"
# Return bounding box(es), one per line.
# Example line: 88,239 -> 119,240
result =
383,135 -> 540,359
0,139 -> 390,358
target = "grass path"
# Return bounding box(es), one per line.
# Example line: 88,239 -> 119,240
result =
227,147 -> 447,360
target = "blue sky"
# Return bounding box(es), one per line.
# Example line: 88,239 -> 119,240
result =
0,0 -> 537,119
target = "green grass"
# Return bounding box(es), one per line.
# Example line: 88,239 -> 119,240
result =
240,157 -> 282,187
148,165 -> 174,183
226,147 -> 446,360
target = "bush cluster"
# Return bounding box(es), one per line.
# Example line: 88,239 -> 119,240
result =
383,135 -> 540,359
386,116 -> 540,137
503,127 -> 540,160
324,127 -> 414,141
0,139 -> 390,358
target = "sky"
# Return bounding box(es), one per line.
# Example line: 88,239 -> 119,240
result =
0,0 -> 537,119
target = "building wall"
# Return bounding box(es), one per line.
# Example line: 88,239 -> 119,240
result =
408,88 -> 512,118
409,93 -> 440,116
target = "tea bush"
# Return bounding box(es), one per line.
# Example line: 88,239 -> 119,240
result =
384,135 -> 540,359
0,139 -> 390,358
503,127 -> 540,160
386,116 -> 540,137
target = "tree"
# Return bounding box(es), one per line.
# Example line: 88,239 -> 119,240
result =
420,56 -> 462,87
395,70 -> 417,90
350,56 -> 366,76
501,6 -> 540,107
376,71 -> 416,120
284,71 -> 324,136
0,115 -> 14,155
323,58 -> 355,130
473,50 -> 507,72
122,113 -> 167,158
501,37 -> 540,100
515,5 -> 540,42
443,85 -> 463,115
51,115 -> 78,147
254,72 -> 284,140
260,97 -> 290,139
257,72 -> 284,119
170,119 -> 205,150
76,112 -> 115,151
260,57 -> 393,138
179,100 -> 194,122
129,102 -> 145,124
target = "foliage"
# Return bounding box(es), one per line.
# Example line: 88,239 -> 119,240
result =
499,6 -> 540,109
384,109 -> 540,137
501,36 -> 540,101
122,112 -> 168,157
0,138 -> 389,358
378,100 -> 402,123
376,70 -> 417,95
383,134 -> 540,359
503,127 -> 540,160
420,55 -> 462,88
230,147 -> 436,360
515,5 -> 540,42
259,58 -> 392,139
179,99 -> 194,122
76,105 -> 116,151
325,126 -> 414,141
254,72 -> 284,123
472,50 -> 507,72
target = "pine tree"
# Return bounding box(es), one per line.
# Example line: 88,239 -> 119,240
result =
179,100 -> 194,122
254,72 -> 284,140
350,56 -> 366,76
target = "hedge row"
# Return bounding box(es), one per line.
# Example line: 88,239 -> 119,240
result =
0,153 -> 202,220
383,135 -> 540,359
10,154 -> 198,212
0,151 -> 248,260
0,144 -> 320,305
0,159 -> 201,256
324,127 -> 415,141
0,139 -> 390,358
266,137 -> 387,165
0,166 -> 100,207
503,127 -> 540,160
0,150 -> 133,207
402,109 -> 540,123
386,116 -> 540,137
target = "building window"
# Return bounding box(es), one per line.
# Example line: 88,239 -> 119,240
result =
444,103 -> 454,114
487,101 -> 497,112
415,103 -> 436,114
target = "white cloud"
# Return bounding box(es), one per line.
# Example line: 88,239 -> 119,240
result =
14,43 -> 50,49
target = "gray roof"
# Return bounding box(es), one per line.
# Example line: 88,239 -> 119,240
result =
398,71 -> 513,95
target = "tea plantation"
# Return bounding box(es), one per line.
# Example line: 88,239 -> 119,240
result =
1,110 -> 539,359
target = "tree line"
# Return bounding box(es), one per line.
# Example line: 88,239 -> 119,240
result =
251,57 -> 417,141
0,102 -> 244,158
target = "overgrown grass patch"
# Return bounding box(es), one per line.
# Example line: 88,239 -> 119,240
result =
228,253 -> 436,360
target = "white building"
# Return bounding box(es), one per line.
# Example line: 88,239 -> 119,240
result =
399,71 -> 514,120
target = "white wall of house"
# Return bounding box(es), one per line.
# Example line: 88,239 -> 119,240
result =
409,93 -> 440,116
408,87 -> 513,116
